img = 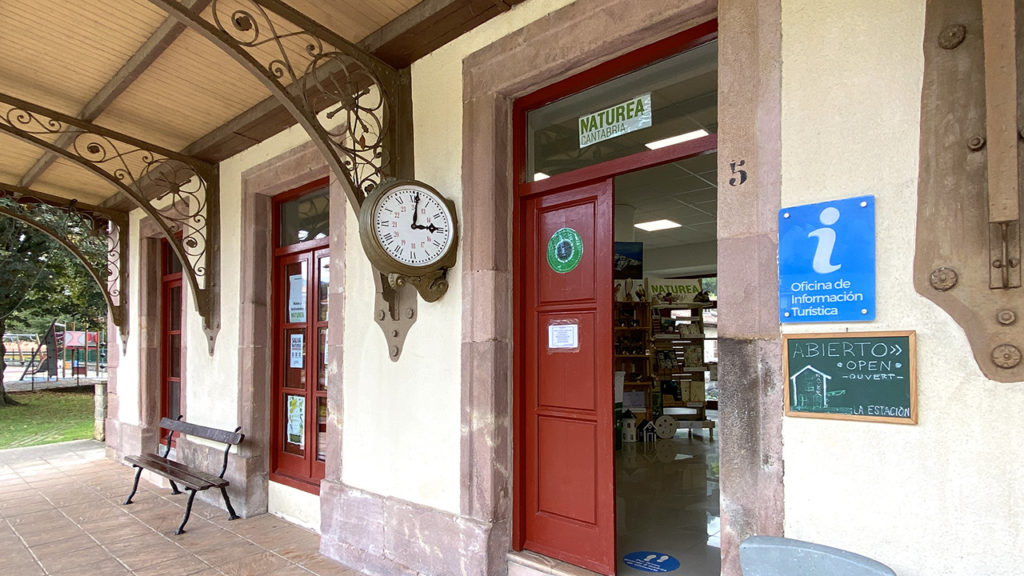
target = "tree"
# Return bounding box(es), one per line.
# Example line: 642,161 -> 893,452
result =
0,201 -> 109,407
0,216 -> 59,406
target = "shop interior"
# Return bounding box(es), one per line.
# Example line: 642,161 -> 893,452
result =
613,154 -> 720,576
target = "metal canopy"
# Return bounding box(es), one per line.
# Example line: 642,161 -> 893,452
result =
0,0 -> 522,352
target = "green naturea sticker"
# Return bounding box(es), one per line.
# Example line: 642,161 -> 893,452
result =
547,227 -> 584,273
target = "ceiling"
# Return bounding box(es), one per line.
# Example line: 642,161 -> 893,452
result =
616,151 -> 717,250
0,0 -> 521,210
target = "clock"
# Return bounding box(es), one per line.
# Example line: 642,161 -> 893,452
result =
358,179 -> 459,301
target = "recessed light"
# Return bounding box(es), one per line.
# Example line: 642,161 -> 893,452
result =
634,219 -> 682,232
534,172 -> 550,181
644,129 -> 709,150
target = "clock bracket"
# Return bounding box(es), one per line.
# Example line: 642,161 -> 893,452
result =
372,268 -> 450,361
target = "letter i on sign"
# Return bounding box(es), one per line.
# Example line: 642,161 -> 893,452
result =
808,207 -> 841,274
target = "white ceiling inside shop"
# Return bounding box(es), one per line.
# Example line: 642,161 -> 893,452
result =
615,151 -> 717,278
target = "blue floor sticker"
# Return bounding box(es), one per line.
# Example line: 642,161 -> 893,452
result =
623,551 -> 681,573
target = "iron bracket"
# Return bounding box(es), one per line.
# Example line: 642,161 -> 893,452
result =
149,0 -> 425,359
0,185 -> 130,348
0,92 -> 220,352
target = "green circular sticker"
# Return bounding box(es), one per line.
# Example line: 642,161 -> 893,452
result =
547,227 -> 584,273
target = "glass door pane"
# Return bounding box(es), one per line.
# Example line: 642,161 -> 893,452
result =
284,393 -> 306,457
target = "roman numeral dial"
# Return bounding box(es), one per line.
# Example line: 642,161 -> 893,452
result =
363,181 -> 457,270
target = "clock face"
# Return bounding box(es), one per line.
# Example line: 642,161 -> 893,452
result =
371,184 -> 455,268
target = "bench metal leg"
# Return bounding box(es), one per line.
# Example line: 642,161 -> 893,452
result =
220,486 -> 240,521
169,480 -> 182,495
123,466 -> 143,505
175,490 -> 198,535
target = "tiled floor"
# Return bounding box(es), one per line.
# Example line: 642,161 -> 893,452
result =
0,440 -> 362,576
616,428 -> 721,575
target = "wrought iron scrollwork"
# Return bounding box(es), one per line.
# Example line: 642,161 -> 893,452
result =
0,92 -> 219,347
151,0 -> 406,207
0,187 -> 129,337
150,0 -> 423,358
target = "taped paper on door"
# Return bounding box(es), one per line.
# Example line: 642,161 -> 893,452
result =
547,320 -> 579,352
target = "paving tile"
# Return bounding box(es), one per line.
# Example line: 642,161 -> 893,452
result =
60,501 -> 126,524
29,532 -> 96,560
50,556 -> 131,576
234,517 -> 320,551
0,494 -> 53,517
265,564 -> 321,576
275,542 -> 325,566
37,542 -> 114,574
88,519 -> 157,544
301,555 -> 362,576
193,539 -> 265,567
0,481 -> 34,495
219,550 -> 297,576
45,488 -> 104,508
13,519 -> 84,547
132,554 -> 215,576
0,556 -> 45,576
6,506 -> 65,527
0,536 -> 35,563
103,531 -> 185,570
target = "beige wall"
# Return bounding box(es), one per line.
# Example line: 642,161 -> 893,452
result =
341,0 -> 575,514
781,2 -> 1024,575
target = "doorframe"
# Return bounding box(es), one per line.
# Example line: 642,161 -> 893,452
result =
269,179 -> 331,493
237,140 -> 332,518
512,20 -> 719,558
460,1 -> 783,574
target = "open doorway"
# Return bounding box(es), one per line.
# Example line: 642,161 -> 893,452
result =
613,155 -> 720,575
513,23 -> 721,576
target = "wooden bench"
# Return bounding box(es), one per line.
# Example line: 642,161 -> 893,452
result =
123,417 -> 244,534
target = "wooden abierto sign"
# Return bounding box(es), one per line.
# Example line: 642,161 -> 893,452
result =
783,331 -> 917,424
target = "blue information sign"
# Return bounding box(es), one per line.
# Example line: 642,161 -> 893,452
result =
622,552 -> 681,573
779,195 -> 875,323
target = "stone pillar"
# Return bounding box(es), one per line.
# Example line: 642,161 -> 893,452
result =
717,1 -> 785,575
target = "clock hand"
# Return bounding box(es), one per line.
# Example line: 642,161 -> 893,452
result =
411,223 -> 443,233
411,192 -> 420,228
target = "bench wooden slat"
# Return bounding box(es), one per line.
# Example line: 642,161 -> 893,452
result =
125,454 -> 227,491
129,454 -> 228,488
159,417 -> 243,445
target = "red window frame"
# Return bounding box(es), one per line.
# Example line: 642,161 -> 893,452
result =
270,177 -> 331,494
160,238 -> 185,440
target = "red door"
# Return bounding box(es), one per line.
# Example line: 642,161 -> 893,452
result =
518,178 -> 615,575
271,245 -> 329,491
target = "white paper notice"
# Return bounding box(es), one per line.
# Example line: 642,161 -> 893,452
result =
288,275 -> 306,323
287,395 -> 305,448
548,323 -> 579,350
290,334 -> 304,368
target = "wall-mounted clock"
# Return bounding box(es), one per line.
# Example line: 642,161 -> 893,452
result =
358,179 -> 459,302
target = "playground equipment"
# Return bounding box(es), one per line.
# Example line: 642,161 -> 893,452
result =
7,320 -> 106,384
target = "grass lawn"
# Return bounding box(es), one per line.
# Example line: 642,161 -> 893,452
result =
0,386 -> 96,449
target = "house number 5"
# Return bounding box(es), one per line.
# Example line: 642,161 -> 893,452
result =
729,160 -> 747,186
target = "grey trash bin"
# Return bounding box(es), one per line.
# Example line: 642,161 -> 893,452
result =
740,536 -> 897,576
